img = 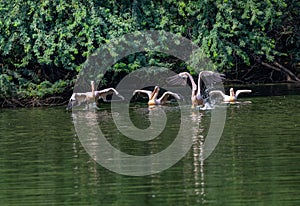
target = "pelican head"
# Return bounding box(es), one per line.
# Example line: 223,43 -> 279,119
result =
230,88 -> 235,97
91,81 -> 95,94
66,93 -> 78,110
149,86 -> 160,100
153,86 -> 160,93
67,101 -> 75,110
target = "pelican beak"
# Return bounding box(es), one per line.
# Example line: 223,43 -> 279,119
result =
66,101 -> 73,110
66,99 -> 76,110
118,94 -> 125,100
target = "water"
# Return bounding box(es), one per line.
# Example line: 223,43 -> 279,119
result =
0,84 -> 300,205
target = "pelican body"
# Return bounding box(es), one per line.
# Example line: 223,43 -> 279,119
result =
167,71 -> 224,108
133,86 -> 181,106
210,88 -> 252,103
67,81 -> 124,110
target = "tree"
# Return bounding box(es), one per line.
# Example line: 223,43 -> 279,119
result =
0,0 -> 299,106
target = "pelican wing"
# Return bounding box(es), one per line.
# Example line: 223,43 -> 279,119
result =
235,90 -> 252,98
132,89 -> 153,99
209,90 -> 226,98
95,88 -> 124,101
70,93 -> 88,100
209,90 -> 233,102
166,73 -> 188,86
158,91 -> 181,104
199,71 -> 225,86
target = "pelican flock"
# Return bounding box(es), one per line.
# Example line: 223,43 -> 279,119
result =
67,71 -> 252,110
133,86 -> 181,106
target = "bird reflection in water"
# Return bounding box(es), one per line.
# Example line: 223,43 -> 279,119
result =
71,104 -> 208,202
190,111 -> 206,199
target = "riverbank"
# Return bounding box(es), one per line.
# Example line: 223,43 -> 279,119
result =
1,81 -> 299,108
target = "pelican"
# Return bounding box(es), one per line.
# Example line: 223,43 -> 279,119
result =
67,81 -> 124,110
167,71 -> 224,108
209,88 -> 252,102
133,86 -> 181,106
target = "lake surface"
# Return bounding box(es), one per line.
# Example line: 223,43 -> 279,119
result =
0,84 -> 300,205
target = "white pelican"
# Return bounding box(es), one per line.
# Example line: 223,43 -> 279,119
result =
167,71 -> 224,108
67,81 -> 124,110
209,88 -> 252,103
133,86 -> 181,106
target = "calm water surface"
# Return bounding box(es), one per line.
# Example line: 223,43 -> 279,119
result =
0,84 -> 300,205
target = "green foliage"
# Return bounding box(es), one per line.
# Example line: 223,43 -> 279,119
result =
192,0 -> 288,70
272,0 -> 300,71
0,0 -> 299,104
18,79 -> 73,98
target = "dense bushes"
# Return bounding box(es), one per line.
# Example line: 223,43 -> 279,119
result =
0,0 -> 299,106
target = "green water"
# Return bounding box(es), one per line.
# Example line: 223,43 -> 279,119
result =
0,84 -> 300,205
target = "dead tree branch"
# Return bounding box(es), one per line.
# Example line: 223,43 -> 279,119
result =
261,61 -> 300,82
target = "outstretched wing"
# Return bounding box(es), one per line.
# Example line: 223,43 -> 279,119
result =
236,90 -> 252,98
209,90 -> 226,98
158,91 -> 181,104
132,89 -> 153,99
95,88 -> 124,101
71,93 -> 88,100
209,90 -> 230,103
166,73 -> 188,86
199,71 -> 225,86
198,71 -> 225,99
